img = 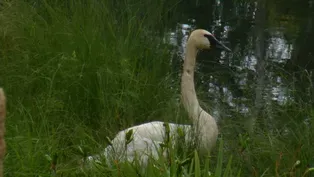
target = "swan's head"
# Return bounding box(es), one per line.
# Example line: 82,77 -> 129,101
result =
189,29 -> 231,52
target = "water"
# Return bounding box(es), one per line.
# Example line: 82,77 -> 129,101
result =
167,0 -> 314,128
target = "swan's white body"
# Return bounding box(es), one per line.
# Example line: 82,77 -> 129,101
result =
87,29 -> 231,166
88,121 -> 192,164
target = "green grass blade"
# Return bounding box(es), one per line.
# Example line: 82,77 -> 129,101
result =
215,139 -> 224,177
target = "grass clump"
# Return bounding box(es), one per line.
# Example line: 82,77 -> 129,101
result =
0,0 -> 181,175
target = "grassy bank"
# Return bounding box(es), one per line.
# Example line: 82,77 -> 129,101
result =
0,0 -> 183,175
1,0 -> 314,176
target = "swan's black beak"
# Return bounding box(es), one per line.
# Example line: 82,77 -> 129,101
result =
204,34 -> 231,52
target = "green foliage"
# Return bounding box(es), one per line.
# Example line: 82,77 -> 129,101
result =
1,0 -> 314,176
0,0 -> 180,175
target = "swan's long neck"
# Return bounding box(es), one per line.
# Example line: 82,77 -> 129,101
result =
181,40 -> 202,122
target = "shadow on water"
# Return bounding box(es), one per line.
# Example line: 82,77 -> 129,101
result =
167,0 -> 314,131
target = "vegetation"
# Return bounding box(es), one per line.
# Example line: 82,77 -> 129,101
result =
0,0 -> 314,176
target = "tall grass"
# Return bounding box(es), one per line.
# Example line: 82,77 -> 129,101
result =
1,0 -> 314,176
0,0 -> 183,175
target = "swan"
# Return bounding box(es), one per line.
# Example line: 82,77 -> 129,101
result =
86,29 -> 231,167
0,88 -> 6,176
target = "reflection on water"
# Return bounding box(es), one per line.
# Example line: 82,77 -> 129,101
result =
268,31 -> 292,62
167,0 -> 314,127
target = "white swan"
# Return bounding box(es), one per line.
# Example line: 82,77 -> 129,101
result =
87,29 -> 231,166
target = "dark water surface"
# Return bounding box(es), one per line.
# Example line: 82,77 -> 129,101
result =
166,0 -> 314,129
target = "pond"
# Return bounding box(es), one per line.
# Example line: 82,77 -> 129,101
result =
166,0 -> 314,130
